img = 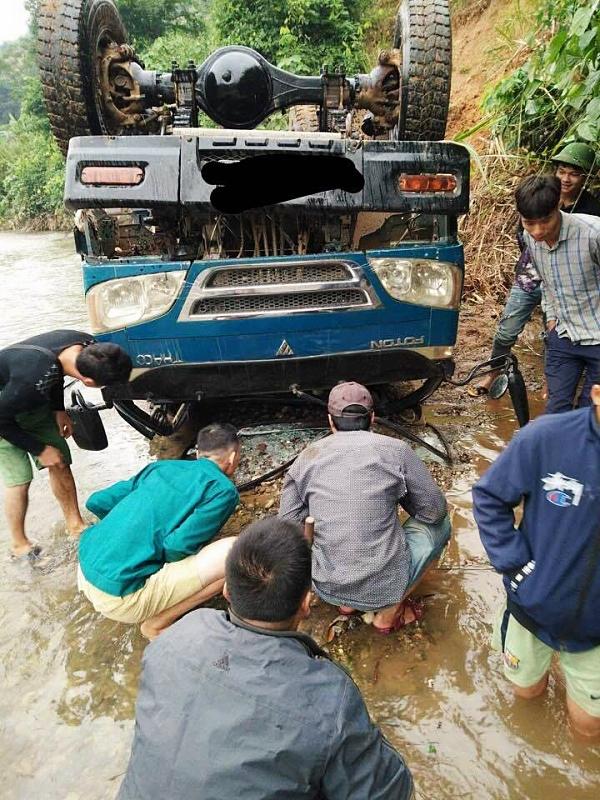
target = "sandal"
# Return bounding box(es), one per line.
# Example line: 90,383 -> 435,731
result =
373,599 -> 424,635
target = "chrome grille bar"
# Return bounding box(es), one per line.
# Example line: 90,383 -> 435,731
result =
178,258 -> 380,321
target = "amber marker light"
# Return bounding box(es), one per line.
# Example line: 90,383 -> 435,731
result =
80,166 -> 144,186
398,173 -> 457,193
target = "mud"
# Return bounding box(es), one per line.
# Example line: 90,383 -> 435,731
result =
0,232 -> 599,799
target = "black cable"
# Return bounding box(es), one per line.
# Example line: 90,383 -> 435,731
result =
236,454 -> 301,493
375,415 -> 453,465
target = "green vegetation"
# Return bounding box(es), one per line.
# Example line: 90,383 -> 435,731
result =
212,0 -> 367,73
0,78 -> 68,228
0,37 -> 36,125
485,0 -> 600,155
3,0 -> 599,228
118,0 -> 208,50
0,0 -> 374,227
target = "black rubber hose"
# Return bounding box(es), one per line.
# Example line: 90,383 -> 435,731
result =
375,416 -> 453,465
236,454 -> 304,494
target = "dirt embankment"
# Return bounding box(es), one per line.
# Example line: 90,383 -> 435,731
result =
446,0 -> 541,304
447,0 -> 537,141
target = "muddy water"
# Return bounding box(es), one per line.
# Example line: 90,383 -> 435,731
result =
0,232 -> 599,799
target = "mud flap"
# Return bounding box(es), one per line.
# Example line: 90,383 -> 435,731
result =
68,408 -> 108,451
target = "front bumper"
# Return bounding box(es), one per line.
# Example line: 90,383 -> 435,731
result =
107,346 -> 454,402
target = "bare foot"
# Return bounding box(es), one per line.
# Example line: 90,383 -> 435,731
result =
11,541 -> 36,557
140,620 -> 165,641
10,543 -> 51,567
67,522 -> 87,537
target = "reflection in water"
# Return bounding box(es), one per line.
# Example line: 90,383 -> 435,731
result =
0,232 -> 599,799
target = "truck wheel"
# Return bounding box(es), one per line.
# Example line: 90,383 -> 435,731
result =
38,0 -> 128,156
288,106 -> 320,132
392,0 -> 452,141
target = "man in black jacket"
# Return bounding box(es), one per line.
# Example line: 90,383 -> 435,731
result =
0,330 -> 131,561
118,517 -> 415,800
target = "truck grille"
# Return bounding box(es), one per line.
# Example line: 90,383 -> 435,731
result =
179,258 -> 379,321
191,288 -> 368,316
207,262 -> 352,287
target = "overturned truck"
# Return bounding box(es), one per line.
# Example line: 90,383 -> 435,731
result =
38,0 -> 528,448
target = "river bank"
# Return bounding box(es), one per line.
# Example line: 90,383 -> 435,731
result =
0,212 -> 70,232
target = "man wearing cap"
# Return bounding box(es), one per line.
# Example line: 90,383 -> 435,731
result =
279,382 -> 450,634
472,142 -> 600,397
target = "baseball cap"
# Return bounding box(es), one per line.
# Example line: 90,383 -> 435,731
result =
552,142 -> 596,173
328,382 -> 373,416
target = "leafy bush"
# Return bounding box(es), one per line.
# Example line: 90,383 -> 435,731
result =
0,79 -> 66,227
139,30 -> 212,70
116,0 -> 209,50
0,36 -> 37,124
484,0 -> 600,154
212,0 -> 367,73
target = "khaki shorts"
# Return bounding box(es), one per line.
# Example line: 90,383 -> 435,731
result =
78,537 -> 235,624
0,407 -> 71,487
493,606 -> 600,718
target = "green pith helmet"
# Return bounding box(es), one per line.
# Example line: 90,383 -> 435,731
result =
552,142 -> 597,173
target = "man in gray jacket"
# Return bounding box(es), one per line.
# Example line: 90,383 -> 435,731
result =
118,517 -> 414,800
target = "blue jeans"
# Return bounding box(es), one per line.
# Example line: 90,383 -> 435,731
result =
491,283 -> 542,360
405,514 -> 451,589
544,328 -> 600,413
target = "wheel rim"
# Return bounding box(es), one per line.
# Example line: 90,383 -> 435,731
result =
92,25 -> 126,134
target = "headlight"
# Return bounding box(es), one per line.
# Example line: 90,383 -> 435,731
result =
86,271 -> 187,333
368,258 -> 461,309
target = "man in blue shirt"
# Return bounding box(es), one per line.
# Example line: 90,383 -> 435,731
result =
473,390 -> 600,738
78,423 -> 240,639
118,517 -> 415,799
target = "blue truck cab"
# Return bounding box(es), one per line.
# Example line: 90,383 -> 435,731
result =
65,131 -> 469,432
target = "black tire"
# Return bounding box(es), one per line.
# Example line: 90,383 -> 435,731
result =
288,105 -> 320,132
392,0 -> 452,141
38,0 -> 128,156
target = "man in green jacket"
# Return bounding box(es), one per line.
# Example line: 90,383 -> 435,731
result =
78,423 -> 240,639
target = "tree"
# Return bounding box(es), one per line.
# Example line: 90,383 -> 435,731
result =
212,0 -> 367,73
485,0 -> 600,153
115,0 -> 210,49
0,38 -> 37,124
